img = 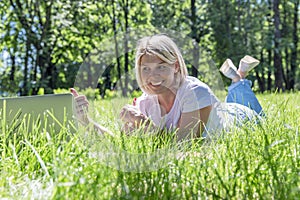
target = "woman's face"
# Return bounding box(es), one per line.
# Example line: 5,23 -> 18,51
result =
140,54 -> 178,95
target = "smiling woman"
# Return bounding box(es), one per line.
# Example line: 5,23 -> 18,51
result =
135,35 -> 187,96
71,34 -> 264,142
140,54 -> 178,96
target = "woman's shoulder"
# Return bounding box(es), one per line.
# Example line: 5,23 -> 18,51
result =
183,76 -> 211,89
177,76 -> 219,112
179,76 -> 214,95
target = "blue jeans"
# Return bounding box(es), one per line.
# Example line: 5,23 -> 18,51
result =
226,79 -> 263,115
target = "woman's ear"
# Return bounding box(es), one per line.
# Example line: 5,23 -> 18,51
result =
175,60 -> 179,73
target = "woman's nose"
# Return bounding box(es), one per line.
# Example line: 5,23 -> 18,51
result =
149,68 -> 160,76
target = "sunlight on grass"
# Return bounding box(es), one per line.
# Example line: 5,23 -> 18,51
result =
0,92 -> 299,199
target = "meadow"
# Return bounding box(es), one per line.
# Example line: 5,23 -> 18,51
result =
0,92 -> 299,199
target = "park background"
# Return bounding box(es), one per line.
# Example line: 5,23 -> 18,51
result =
0,1 -> 300,199
0,0 -> 299,97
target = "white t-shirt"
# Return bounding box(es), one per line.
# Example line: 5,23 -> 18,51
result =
136,76 -> 219,130
136,76 -> 259,136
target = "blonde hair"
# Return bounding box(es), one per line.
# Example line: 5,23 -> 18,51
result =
135,34 -> 188,94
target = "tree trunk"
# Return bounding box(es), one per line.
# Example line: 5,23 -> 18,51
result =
190,0 -> 199,77
256,50 -> 265,92
112,0 -> 123,93
267,49 -> 272,91
282,0 -> 289,89
41,1 -> 54,94
9,53 -> 15,82
266,0 -> 273,91
122,0 -> 129,97
284,48 -> 290,89
290,0 -> 299,90
22,38 -> 30,96
273,0 -> 284,90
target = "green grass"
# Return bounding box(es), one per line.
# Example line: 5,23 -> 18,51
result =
0,92 -> 299,199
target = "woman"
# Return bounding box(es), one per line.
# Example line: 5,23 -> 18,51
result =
71,34 -> 263,141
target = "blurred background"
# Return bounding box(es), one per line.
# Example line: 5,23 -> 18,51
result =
0,0 -> 299,97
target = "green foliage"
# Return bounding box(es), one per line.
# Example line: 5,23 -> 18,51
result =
81,87 -> 101,100
0,0 -> 299,95
54,87 -> 101,100
37,88 -> 44,95
104,89 -> 117,99
0,68 -> 22,96
53,88 -> 71,94
131,90 -> 142,98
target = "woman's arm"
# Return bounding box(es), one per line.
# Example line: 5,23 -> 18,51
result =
70,88 -> 114,136
176,105 -> 212,142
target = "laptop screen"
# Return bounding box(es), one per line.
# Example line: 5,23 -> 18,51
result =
0,93 -> 77,133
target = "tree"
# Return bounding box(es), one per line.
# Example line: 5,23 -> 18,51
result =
8,0 -> 56,94
102,0 -> 152,97
0,0 -> 299,95
2,0 -> 114,95
290,0 -> 299,90
273,0 -> 284,90
0,0 -> 21,95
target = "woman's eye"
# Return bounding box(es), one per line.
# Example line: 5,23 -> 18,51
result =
158,65 -> 167,70
142,67 -> 150,72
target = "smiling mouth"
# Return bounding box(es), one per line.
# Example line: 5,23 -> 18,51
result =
150,81 -> 163,86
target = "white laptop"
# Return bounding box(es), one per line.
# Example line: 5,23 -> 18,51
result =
0,93 -> 77,133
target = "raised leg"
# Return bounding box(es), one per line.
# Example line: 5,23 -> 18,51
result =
226,79 -> 263,115
220,55 -> 263,115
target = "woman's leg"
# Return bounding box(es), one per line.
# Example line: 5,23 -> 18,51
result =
220,56 -> 263,115
226,79 -> 263,115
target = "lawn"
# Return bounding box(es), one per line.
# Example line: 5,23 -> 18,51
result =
0,92 -> 299,199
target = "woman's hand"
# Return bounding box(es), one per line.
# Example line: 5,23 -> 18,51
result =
120,104 -> 148,133
70,88 -> 114,136
70,88 -> 90,125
